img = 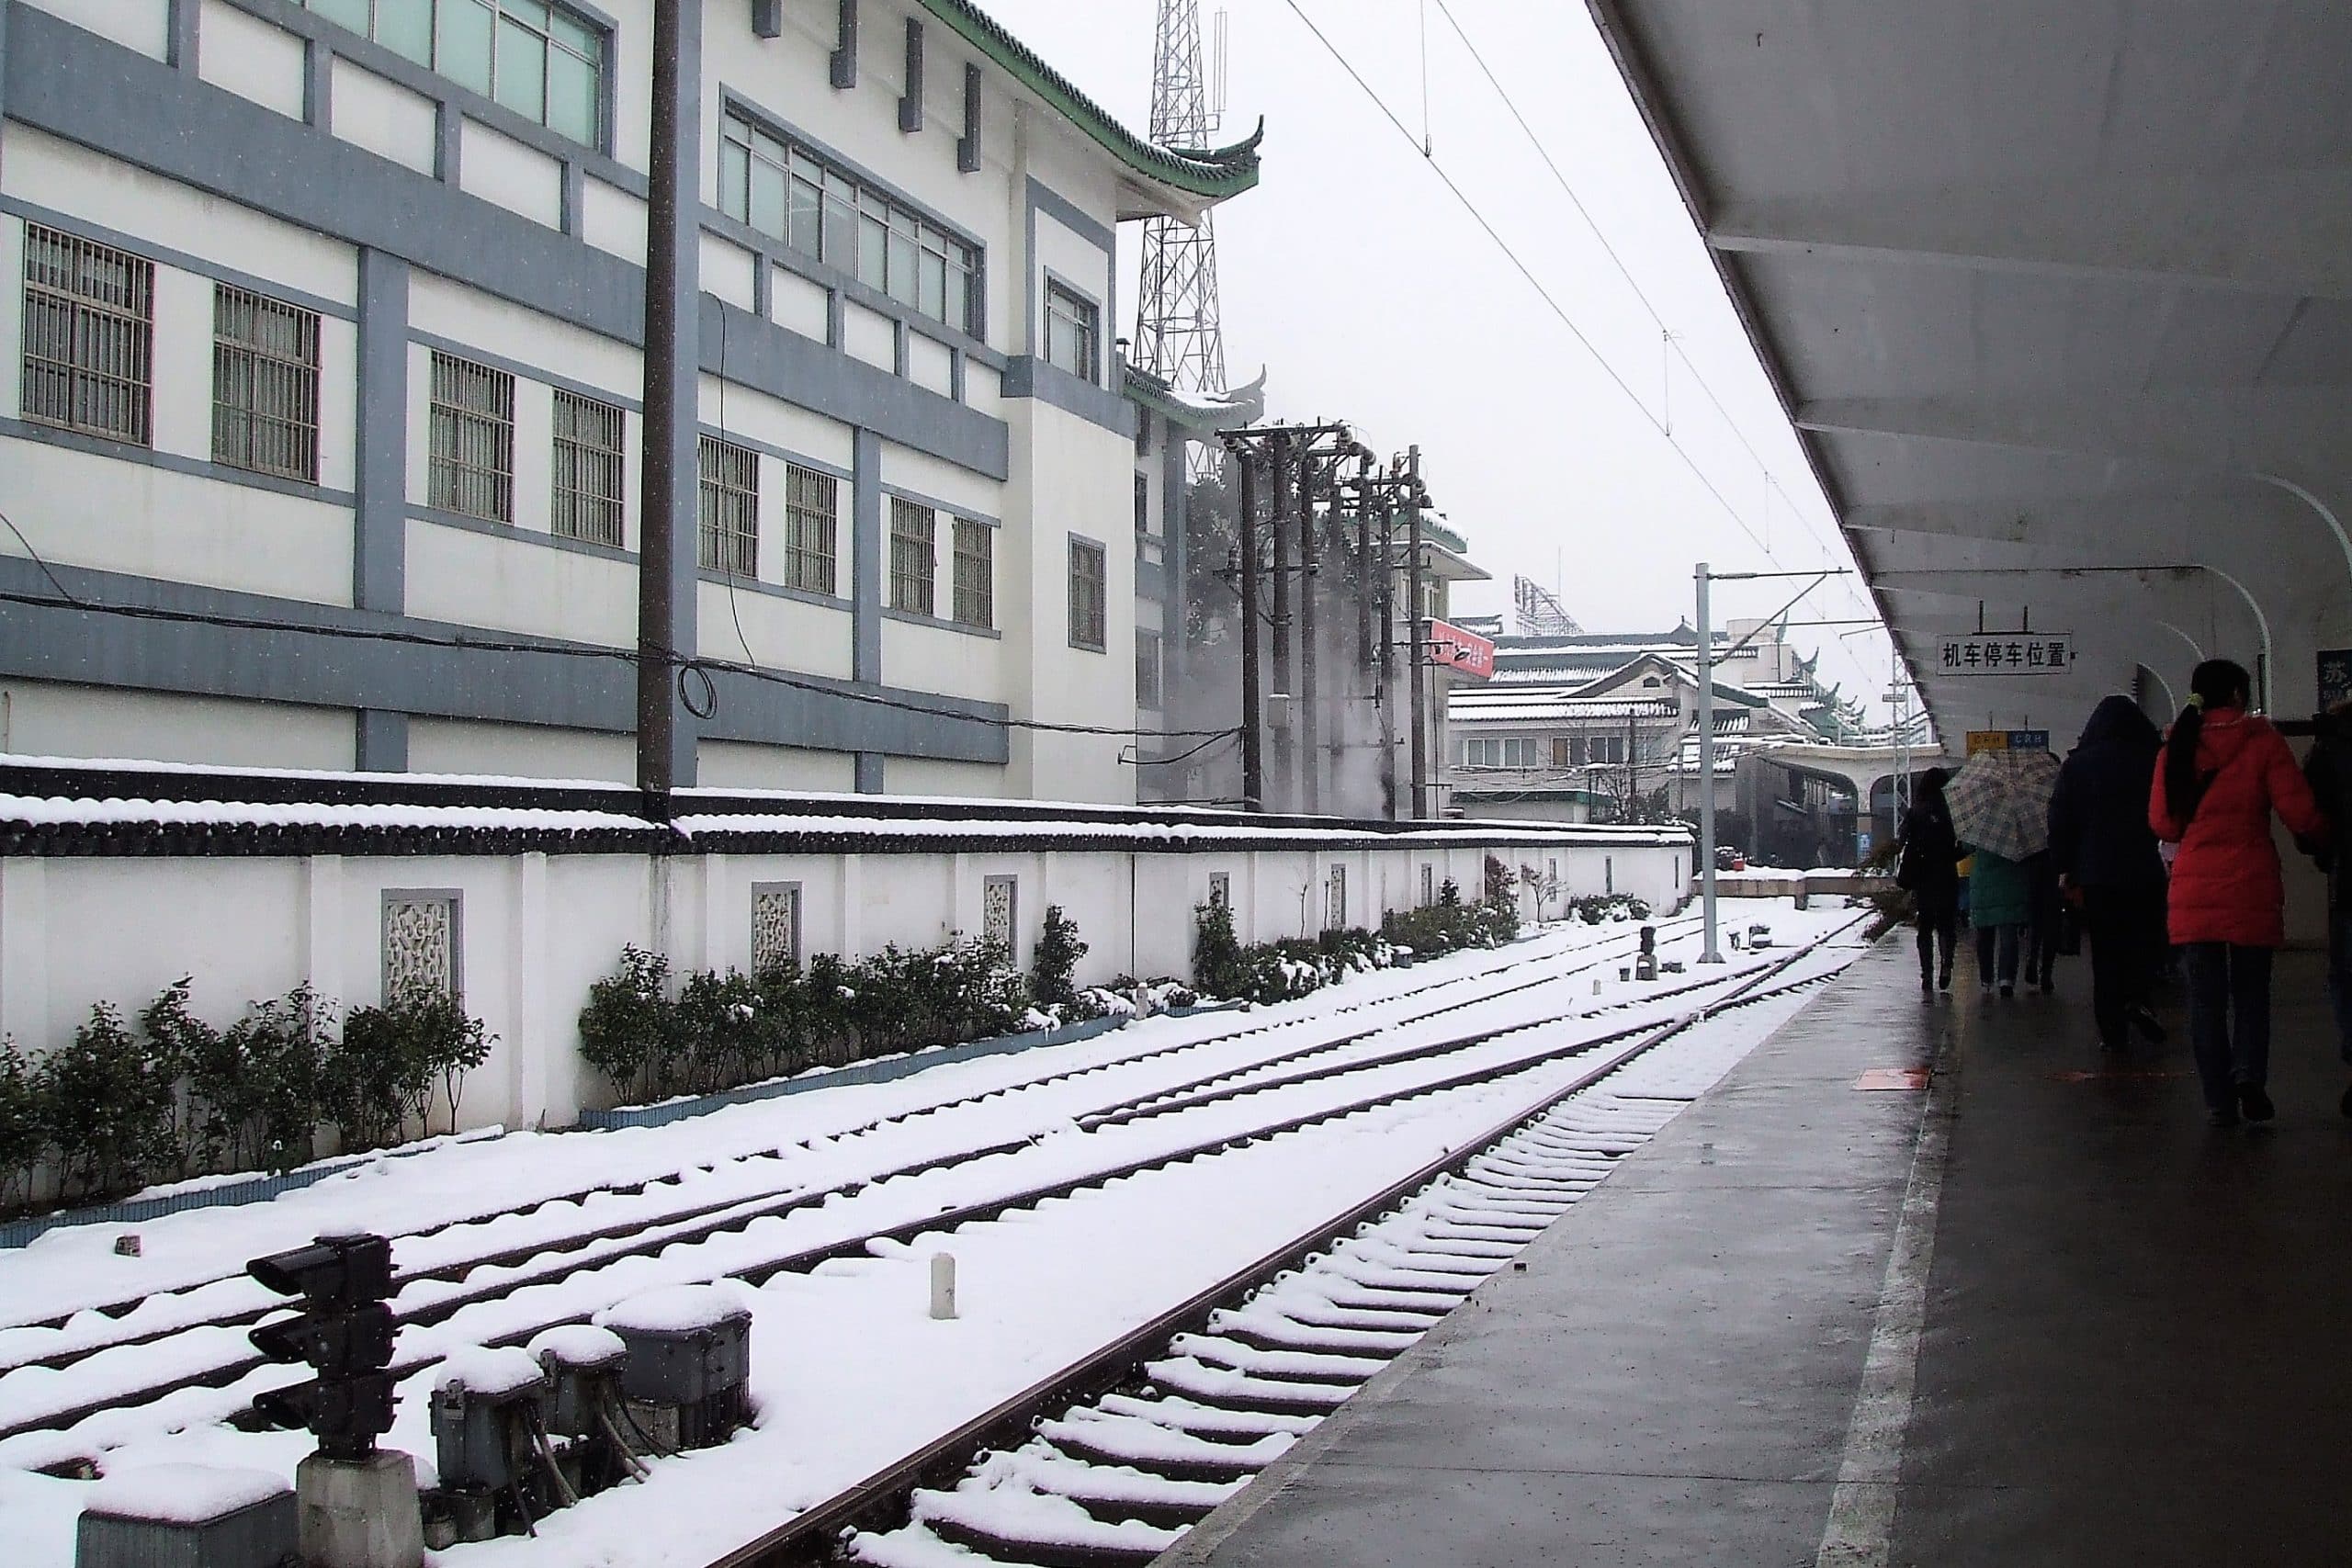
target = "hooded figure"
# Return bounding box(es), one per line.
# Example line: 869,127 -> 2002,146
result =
2050,695 -> 2167,1051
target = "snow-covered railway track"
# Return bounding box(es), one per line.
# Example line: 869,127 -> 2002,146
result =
0,919 -> 1712,1432
0,919 -> 1830,1474
693,922 -> 1869,1567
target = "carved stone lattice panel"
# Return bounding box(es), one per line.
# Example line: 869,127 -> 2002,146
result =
383,895 -> 457,1002
1327,865 -> 1347,931
753,885 -> 802,976
982,876 -> 1016,955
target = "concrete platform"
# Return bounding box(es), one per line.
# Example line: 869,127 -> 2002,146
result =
1161,935 -> 2352,1567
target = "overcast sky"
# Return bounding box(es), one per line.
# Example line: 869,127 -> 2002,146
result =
980,0 -> 1897,715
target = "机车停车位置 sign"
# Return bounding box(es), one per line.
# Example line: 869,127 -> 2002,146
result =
1938,633 -> 2072,675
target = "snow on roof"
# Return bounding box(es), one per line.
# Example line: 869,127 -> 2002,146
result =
85,1463 -> 287,1522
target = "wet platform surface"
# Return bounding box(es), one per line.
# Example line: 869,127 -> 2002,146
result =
1161,935 -> 2352,1567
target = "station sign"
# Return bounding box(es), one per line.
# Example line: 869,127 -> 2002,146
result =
1936,632 -> 2073,675
1966,729 -> 2051,754
1427,619 -> 1497,681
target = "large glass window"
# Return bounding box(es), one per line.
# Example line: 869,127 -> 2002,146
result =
1044,280 -> 1099,382
551,389 -> 624,546
698,435 -> 759,576
21,226 -> 153,446
889,497 -> 935,616
953,518 -> 993,629
1068,536 -> 1107,651
785,463 -> 839,596
718,109 -> 979,337
212,284 -> 321,481
302,0 -> 604,147
428,352 -> 514,522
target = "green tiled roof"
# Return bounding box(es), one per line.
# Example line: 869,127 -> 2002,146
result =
922,2 -> 1264,199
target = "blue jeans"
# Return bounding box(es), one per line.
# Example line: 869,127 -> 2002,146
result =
2183,942 -> 2273,1110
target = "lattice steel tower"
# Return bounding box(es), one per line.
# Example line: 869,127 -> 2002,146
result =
1136,0 -> 1228,476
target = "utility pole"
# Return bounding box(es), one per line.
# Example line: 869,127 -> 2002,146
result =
636,0 -> 698,809
1269,430 -> 1295,813
1376,486 -> 1398,819
1695,561 -> 1723,962
1406,446 -> 1429,820
1233,444 -> 1264,811
1299,447 -> 1322,815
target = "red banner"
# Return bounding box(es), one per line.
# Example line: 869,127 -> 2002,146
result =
1426,619 -> 1496,681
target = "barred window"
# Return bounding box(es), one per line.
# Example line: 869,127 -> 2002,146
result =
785,463 -> 839,595
699,434 -> 759,576
551,389 -> 624,546
303,0 -> 605,146
428,352 -> 514,522
718,108 -> 979,336
889,497 -> 935,616
1044,280 -> 1098,382
1068,536 -> 1107,651
21,225 -> 153,445
952,517 -> 993,630
212,285 -> 320,481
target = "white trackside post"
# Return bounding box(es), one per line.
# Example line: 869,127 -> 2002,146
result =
1696,562 -> 1724,963
930,1253 -> 957,1320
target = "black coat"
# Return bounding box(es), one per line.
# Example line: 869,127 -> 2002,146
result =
2048,695 -> 2165,890
2301,717 -> 2352,908
1897,796 -> 1962,897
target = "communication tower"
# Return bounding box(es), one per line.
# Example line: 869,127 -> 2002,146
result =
1135,0 -> 1229,479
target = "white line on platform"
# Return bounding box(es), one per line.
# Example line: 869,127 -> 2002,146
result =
1815,1027 -> 1956,1568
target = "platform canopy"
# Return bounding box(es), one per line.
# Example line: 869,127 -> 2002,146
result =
1587,1 -> 2352,746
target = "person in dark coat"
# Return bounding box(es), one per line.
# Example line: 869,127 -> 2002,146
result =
2300,700 -> 2352,1116
1896,768 -> 1963,994
2049,695 -> 2169,1052
2021,849 -> 2064,995
2150,660 -> 2327,1126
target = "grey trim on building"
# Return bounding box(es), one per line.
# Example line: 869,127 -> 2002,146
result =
1001,356 -> 1137,437
752,0 -> 784,40
6,10 -> 1008,478
1023,176 -> 1115,372
302,34 -> 331,129
410,329 -> 642,414
0,556 -> 1010,763
696,424 -> 854,484
851,427 -> 884,686
854,751 -> 885,793
881,605 -> 1001,640
831,0 -> 858,90
166,0 -> 198,72
434,100 -> 461,184
0,196 -> 358,323
648,0 -> 706,787
560,157 -> 586,238
0,419 -> 356,509
899,17 -> 923,134
957,62 -> 981,174
356,249 -> 409,615
877,483 -> 999,530
356,707 -> 409,771
1025,177 -> 1116,254
696,568 -> 849,615
413,506 -> 637,566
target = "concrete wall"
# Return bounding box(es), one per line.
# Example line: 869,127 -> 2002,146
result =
0,831 -> 1689,1132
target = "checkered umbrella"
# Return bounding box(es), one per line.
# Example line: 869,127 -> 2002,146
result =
1944,747 -> 2062,862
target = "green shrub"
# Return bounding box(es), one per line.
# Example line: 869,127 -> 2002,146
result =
1032,907 -> 1091,1014
1569,894 -> 1651,926
336,988 -> 494,1145
226,987 -> 335,1173
44,1002 -> 177,1198
1193,897 -> 1249,1000
0,1046 -> 44,1210
579,945 -> 673,1104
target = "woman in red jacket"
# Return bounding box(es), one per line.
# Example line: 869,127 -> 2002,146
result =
2150,660 -> 2326,1125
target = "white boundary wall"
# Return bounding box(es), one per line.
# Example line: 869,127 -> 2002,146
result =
0,835 -> 1690,1133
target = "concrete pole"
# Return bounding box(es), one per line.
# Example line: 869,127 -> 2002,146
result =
1407,448 -> 1429,821
635,0 -> 697,807
1236,449 -> 1264,812
1270,432 -> 1295,813
1300,450 -> 1322,815
1377,490 -> 1398,819
1696,561 -> 1723,963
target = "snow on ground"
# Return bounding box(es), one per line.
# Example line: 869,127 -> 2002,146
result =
1,901 -> 1868,1566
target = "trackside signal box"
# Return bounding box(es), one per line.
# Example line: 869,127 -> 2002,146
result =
248,1233 -> 399,1461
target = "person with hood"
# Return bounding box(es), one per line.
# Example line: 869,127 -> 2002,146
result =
2149,660 -> 2326,1126
2300,698 -> 2352,1116
1895,767 -> 1963,993
2049,695 -> 2168,1052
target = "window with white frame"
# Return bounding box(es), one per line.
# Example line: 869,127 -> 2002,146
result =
698,434 -> 759,575
752,883 -> 802,976
550,389 -> 624,546
212,284 -> 320,481
1461,737 -> 1538,769
1044,279 -> 1099,381
428,352 -> 514,522
717,109 -> 978,336
382,891 -> 460,1003
21,225 -> 152,446
302,0 -> 605,146
889,497 -> 936,615
952,518 -> 994,629
785,463 -> 838,595
1068,536 -> 1107,651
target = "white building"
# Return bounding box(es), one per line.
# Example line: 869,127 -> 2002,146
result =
0,0 -> 1261,802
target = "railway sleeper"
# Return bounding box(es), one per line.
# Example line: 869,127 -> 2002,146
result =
1091,1393 -> 1319,1441
1207,1316 -> 1421,1358
914,1491 -> 1173,1568
1168,1334 -> 1385,1385
1144,1358 -> 1360,1416
1035,1415 -> 1283,1483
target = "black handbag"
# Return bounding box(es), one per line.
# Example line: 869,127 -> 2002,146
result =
2056,904 -> 2083,957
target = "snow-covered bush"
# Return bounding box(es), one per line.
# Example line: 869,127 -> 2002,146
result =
1570,895 -> 1652,925
0,1048 -> 38,1210
43,1002 -> 177,1198
578,945 -> 673,1105
1030,906 -> 1099,1021
334,988 -> 493,1149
